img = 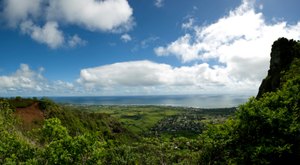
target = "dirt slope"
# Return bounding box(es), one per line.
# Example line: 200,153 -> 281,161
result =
15,102 -> 44,130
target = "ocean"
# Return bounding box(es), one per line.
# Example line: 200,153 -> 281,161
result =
49,94 -> 252,108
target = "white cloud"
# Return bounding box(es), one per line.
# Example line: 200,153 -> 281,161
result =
0,61 -> 256,96
77,60 -> 254,95
20,21 -> 65,49
47,0 -> 133,32
121,34 -> 132,42
68,35 -> 87,48
0,64 -> 45,93
0,64 -> 80,96
2,0 -> 41,27
20,21 -> 87,49
154,0 -> 300,93
78,61 -> 170,87
1,0 -> 133,48
155,34 -> 201,62
155,0 -> 164,8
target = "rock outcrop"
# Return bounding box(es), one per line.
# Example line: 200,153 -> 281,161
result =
257,38 -> 300,98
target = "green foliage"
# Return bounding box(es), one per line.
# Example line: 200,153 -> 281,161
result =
39,97 -> 61,115
34,117 -> 106,165
5,97 -> 35,109
0,100 -> 15,125
133,137 -> 201,164
0,129 -> 36,164
41,132 -> 106,164
199,63 -> 300,164
0,102 -> 108,164
103,144 -> 137,165
281,58 -> 300,84
0,101 -> 36,164
40,118 -> 70,143
42,104 -> 132,140
98,137 -> 201,165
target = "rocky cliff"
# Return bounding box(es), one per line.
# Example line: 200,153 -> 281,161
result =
257,38 -> 300,98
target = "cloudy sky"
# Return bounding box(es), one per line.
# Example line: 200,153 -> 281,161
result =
0,0 -> 299,96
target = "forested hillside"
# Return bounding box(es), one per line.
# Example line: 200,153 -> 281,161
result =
0,38 -> 299,164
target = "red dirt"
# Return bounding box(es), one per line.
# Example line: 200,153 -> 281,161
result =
15,102 -> 44,130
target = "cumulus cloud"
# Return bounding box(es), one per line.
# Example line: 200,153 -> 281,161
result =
20,21 -> 64,49
155,34 -> 200,62
78,61 -> 170,87
20,21 -> 87,49
0,64 -> 45,93
120,34 -> 132,42
0,64 -> 79,96
77,60 -> 254,95
2,0 -> 41,27
1,0 -> 134,48
47,0 -> 133,32
154,0 -> 300,93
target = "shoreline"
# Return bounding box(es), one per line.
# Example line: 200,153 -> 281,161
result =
60,103 -> 238,110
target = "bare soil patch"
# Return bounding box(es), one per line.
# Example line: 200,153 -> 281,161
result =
15,102 -> 44,130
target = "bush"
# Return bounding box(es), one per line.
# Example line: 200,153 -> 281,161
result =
0,101 -> 36,164
199,75 -> 300,164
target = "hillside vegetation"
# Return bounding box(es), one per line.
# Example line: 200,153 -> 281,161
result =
0,38 -> 300,164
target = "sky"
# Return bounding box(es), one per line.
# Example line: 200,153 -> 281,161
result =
0,0 -> 300,96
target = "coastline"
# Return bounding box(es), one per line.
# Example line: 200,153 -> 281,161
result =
48,94 -> 250,108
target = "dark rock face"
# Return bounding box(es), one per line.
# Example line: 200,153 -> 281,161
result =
257,38 -> 299,98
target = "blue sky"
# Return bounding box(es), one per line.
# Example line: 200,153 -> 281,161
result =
0,0 -> 300,96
